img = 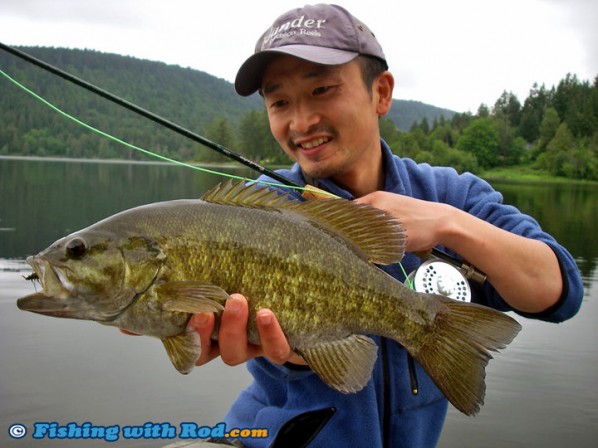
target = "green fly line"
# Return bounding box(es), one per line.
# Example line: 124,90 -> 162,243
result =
1,66 -> 419,281
0,67 -> 336,197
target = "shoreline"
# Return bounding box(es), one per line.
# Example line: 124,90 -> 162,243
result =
2,155 -> 596,185
0,155 -> 250,170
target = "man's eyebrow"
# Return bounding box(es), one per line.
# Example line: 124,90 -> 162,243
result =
262,66 -> 337,96
262,82 -> 281,96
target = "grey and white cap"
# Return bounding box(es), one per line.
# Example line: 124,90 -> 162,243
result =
235,4 -> 387,96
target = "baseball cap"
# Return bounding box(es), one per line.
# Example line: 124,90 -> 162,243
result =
235,4 -> 387,96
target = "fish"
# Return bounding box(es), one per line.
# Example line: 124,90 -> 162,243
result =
17,179 -> 521,416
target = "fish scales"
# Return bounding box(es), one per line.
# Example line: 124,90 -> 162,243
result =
113,199 -> 409,346
17,180 -> 521,416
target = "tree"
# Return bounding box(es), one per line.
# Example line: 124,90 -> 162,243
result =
388,131 -> 422,159
420,117 -> 430,134
456,118 -> 500,169
553,74 -> 598,138
492,91 -> 521,127
519,83 -> 551,143
562,145 -> 598,180
477,104 -> 490,118
537,107 -> 560,152
540,123 -> 576,176
237,110 -> 289,164
429,124 -> 459,147
494,116 -> 525,166
202,117 -> 236,162
450,112 -> 474,133
379,118 -> 400,145
426,140 -> 479,173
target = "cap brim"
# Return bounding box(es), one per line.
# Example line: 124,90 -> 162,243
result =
235,45 -> 358,96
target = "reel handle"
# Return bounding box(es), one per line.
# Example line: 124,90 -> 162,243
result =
427,248 -> 487,285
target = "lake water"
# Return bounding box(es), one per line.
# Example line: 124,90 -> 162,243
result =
1,157 -> 596,447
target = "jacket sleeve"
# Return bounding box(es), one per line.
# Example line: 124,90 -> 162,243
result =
441,170 -> 583,323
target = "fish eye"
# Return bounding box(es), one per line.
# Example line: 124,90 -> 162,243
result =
65,237 -> 87,259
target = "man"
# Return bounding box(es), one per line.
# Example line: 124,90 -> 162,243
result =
188,4 -> 583,447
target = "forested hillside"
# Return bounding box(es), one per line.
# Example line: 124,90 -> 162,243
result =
0,47 -> 452,164
2,47 -> 595,180
381,74 -> 598,180
0,47 -> 262,162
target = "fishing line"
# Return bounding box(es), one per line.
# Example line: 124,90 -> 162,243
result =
0,44 -> 486,283
400,264 -> 415,290
1,65 -> 422,280
0,67 -> 335,196
0,42 -> 299,188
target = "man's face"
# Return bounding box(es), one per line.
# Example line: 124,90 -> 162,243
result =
261,56 -> 386,182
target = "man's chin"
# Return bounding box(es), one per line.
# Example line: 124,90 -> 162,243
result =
299,163 -> 335,180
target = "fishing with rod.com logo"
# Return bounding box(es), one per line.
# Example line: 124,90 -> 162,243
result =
8,421 -> 268,442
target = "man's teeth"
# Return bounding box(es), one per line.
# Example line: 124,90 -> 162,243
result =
301,138 -> 329,149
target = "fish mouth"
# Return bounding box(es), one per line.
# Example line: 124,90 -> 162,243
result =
17,256 -> 75,317
16,292 -> 73,317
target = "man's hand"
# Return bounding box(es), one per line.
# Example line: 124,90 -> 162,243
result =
188,293 -> 307,367
356,190 -> 563,313
356,191 -> 453,253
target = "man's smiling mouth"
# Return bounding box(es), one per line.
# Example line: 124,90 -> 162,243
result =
299,137 -> 330,149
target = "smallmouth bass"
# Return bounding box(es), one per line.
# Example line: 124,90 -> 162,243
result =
17,180 -> 521,415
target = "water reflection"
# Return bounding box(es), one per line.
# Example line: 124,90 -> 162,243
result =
1,158 -> 597,448
491,180 -> 598,280
0,157 -> 252,258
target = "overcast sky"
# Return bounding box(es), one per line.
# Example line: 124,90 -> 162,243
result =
1,0 -> 596,113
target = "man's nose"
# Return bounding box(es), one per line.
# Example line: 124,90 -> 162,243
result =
290,102 -> 320,134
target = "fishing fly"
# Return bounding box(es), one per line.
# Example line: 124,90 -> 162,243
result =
23,272 -> 40,292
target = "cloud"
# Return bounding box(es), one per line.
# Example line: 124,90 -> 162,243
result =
543,0 -> 598,77
1,0 -> 595,112
2,0 -> 142,24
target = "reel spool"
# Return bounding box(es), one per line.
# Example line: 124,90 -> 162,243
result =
407,259 -> 471,302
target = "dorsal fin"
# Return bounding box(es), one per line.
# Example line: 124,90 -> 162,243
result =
201,180 -> 406,265
201,179 -> 298,208
295,198 -> 406,265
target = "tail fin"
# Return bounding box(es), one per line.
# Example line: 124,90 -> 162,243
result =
414,297 -> 521,416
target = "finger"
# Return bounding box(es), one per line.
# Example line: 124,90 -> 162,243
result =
257,309 -> 306,365
188,312 -> 220,366
218,294 -> 260,366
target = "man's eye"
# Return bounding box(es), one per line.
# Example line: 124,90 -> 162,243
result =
270,99 -> 287,109
313,86 -> 331,95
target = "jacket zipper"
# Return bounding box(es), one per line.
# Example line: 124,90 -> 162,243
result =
407,353 -> 419,395
382,342 -> 420,448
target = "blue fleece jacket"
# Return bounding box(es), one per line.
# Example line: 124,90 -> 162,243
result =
224,140 -> 583,448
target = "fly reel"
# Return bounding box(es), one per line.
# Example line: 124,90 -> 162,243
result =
407,259 -> 472,302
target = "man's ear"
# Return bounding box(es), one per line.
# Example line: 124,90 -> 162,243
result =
375,71 -> 394,117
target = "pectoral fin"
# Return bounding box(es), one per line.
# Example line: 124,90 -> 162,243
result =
297,335 -> 378,394
156,281 -> 227,314
162,327 -> 202,374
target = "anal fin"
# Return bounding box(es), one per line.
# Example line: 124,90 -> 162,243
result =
297,334 -> 378,394
162,327 -> 202,374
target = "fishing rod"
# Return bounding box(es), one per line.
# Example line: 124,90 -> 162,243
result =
0,42 -> 297,188
0,42 -> 486,287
